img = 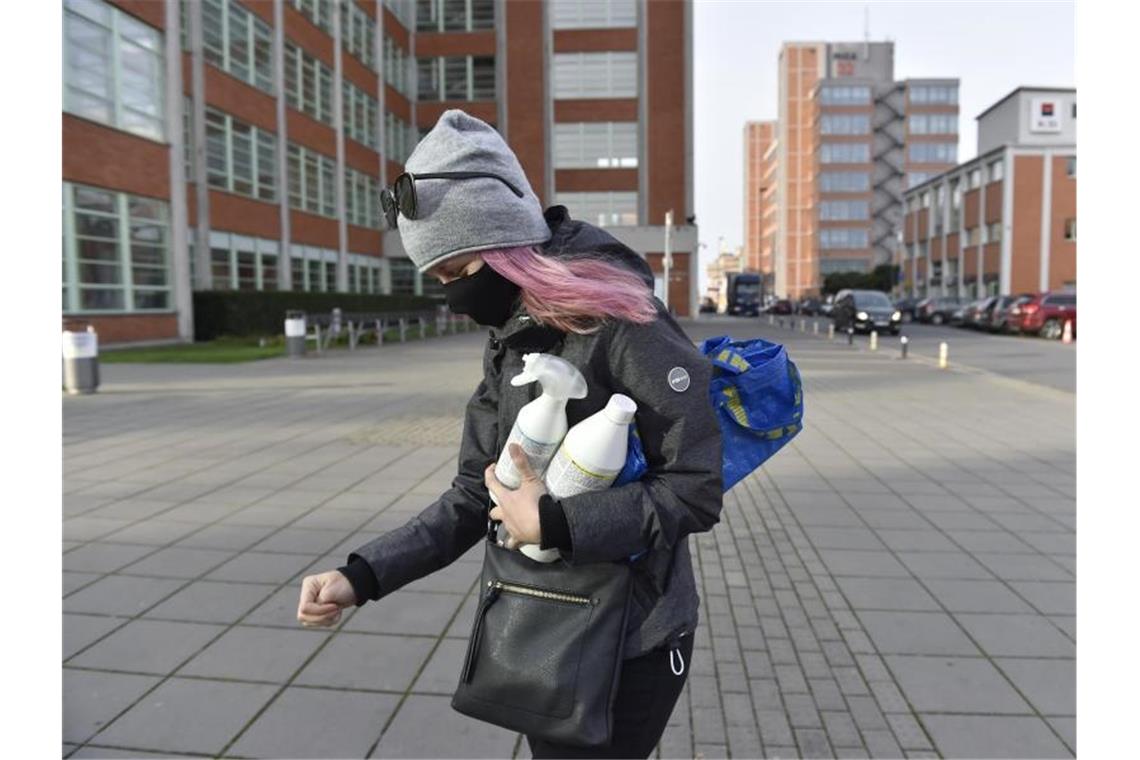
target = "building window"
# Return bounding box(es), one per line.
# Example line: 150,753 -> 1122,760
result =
909,84 -> 958,104
417,0 -> 495,31
908,114 -> 958,135
384,36 -> 413,96
417,55 -> 496,101
820,171 -> 870,193
818,85 -> 871,105
554,122 -> 638,168
1064,218 -> 1076,241
819,258 -> 870,275
920,192 -> 930,208
987,222 -> 1002,242
385,111 -> 418,164
819,200 -> 869,221
340,1 -> 377,70
198,107 -> 278,202
969,168 -> 981,189
63,0 -> 165,141
285,43 -> 334,125
385,0 -> 416,29
965,227 -> 980,246
343,82 -> 380,149
906,172 -> 931,189
908,143 -> 957,163
200,0 -> 274,93
63,182 -> 171,313
554,191 -> 638,227
292,0 -> 332,31
390,258 -> 417,294
819,228 -> 869,249
345,167 -> 382,229
988,160 -> 1004,183
287,144 -> 337,217
820,114 -> 870,135
820,143 -> 870,164
551,0 -> 636,28
1066,156 -> 1076,177
553,52 -> 637,98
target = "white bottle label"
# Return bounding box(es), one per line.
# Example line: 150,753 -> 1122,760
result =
494,422 -> 560,490
544,445 -> 621,499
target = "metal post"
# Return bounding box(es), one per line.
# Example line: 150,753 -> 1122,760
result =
399,317 -> 407,342
870,330 -> 878,351
376,318 -> 384,346
828,324 -> 835,340
663,209 -> 673,313
768,314 -> 774,326
800,319 -> 806,333
847,327 -> 854,346
314,324 -> 322,355
419,316 -> 426,339
900,335 -> 909,359
813,320 -> 819,335
348,321 -> 357,351
939,341 -> 949,369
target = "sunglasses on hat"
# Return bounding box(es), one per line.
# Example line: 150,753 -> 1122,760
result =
380,171 -> 525,229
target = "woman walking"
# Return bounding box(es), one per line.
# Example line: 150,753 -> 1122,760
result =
296,110 -> 723,758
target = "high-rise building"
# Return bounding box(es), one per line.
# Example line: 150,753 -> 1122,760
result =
742,120 -> 776,285
901,87 -> 1076,298
755,41 -> 958,300
61,0 -> 696,345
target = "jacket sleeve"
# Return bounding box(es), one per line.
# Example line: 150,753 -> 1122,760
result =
558,311 -> 723,588
344,351 -> 500,602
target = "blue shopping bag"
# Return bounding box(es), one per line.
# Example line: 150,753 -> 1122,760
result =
616,335 -> 803,492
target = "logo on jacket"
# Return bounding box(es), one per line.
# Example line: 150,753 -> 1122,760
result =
668,367 -> 691,393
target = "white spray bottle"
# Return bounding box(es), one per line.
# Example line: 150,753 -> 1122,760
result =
521,393 -> 638,563
492,353 -> 588,508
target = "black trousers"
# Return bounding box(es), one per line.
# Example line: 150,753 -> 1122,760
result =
526,634 -> 695,759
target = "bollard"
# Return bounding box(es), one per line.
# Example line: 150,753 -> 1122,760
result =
375,319 -> 384,346
768,314 -> 774,326
399,317 -> 407,342
846,327 -> 854,346
62,326 -> 99,395
313,324 -> 322,355
813,321 -> 819,336
1062,320 -> 1073,344
900,335 -> 909,359
419,317 -> 427,340
828,323 -> 835,340
800,319 -> 806,333
869,330 -> 878,351
938,341 -> 949,369
285,310 -> 306,358
348,321 -> 357,351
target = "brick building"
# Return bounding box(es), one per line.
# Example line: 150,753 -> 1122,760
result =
900,87 -> 1076,298
744,41 -> 958,300
62,0 -> 696,345
742,120 -> 775,294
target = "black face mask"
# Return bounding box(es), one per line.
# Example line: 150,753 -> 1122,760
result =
442,263 -> 521,328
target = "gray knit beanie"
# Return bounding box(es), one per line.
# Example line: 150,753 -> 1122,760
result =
397,109 -> 551,272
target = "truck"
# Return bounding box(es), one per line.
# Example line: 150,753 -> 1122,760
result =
721,272 -> 762,316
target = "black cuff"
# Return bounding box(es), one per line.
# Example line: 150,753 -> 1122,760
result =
337,554 -> 380,607
538,493 -> 573,551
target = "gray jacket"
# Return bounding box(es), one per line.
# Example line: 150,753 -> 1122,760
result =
347,206 -> 724,658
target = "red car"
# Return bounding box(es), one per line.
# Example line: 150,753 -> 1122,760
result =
1008,291 -> 1077,339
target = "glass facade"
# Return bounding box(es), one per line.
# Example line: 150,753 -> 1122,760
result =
417,56 -> 496,101
285,43 -> 334,125
820,143 -> 870,164
908,113 -> 958,135
909,84 -> 958,104
417,0 -> 495,31
201,0 -> 274,93
553,52 -> 637,98
818,85 -> 870,105
554,191 -> 638,227
820,172 -> 870,192
908,143 -> 957,163
819,200 -> 869,221
554,122 -> 638,168
551,0 -> 637,28
819,228 -> 869,249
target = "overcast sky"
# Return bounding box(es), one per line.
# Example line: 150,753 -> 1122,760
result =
692,0 -> 1076,286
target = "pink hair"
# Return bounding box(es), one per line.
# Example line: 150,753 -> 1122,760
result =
481,246 -> 658,334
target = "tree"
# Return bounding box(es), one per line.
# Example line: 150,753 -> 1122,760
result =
821,265 -> 899,295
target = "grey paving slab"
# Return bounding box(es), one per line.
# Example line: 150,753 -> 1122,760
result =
242,584 -> 349,629
1049,717 -> 1076,750
101,520 -> 203,546
922,578 -> 1035,613
118,546 -> 236,579
1009,581 -> 1076,615
64,575 -> 187,617
884,656 -> 1033,714
894,551 -> 995,580
294,632 -> 434,691
174,523 -> 278,551
834,577 -> 940,612
955,613 -> 1074,657
996,658 -> 1076,716
64,571 -> 103,596
90,676 -> 278,756
345,590 -> 468,636
63,543 -> 158,574
177,625 -> 328,682
68,744 -> 184,758
64,517 -> 135,542
370,694 -> 518,758
410,638 -> 467,694
142,580 -> 276,625
972,552 -> 1073,581
64,614 -> 126,660
918,714 -> 1072,758
204,551 -> 320,584
855,611 -> 979,656
228,686 -> 399,759
63,669 -> 162,744
69,619 -> 226,674
815,550 -> 912,578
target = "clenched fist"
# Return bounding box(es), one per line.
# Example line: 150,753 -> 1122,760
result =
296,570 -> 357,628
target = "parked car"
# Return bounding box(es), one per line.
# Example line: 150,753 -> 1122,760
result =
819,295 -> 835,317
961,297 -> 999,329
894,297 -> 921,323
917,296 -> 964,325
698,298 -> 717,314
797,297 -> 821,316
831,289 -> 902,334
1009,292 -> 1078,339
949,301 -> 973,326
988,294 -> 1034,333
769,299 -> 794,315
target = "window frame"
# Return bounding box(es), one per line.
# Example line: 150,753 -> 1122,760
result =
200,0 -> 275,94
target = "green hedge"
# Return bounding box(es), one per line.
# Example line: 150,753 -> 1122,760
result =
193,290 -> 441,340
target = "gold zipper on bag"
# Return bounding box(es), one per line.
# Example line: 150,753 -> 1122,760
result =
489,580 -> 595,606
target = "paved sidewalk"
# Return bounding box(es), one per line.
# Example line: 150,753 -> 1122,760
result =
62,320 -> 1074,759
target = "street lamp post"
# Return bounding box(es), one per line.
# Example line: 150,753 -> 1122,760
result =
663,209 -> 673,313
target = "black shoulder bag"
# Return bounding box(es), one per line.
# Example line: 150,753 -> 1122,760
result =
451,521 -> 635,748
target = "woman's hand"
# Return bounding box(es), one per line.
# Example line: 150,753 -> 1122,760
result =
296,570 -> 357,628
486,443 -> 545,549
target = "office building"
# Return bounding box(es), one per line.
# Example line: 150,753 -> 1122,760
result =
900,87 -> 1076,298
742,120 -> 775,292
62,0 -> 696,345
749,41 -> 957,300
